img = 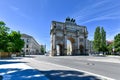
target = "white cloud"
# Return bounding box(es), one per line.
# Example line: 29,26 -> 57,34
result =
80,16 -> 120,24
10,6 -> 19,11
72,0 -> 120,24
9,5 -> 31,20
107,28 -> 120,40
93,0 -> 109,7
73,0 -> 110,19
71,0 -> 120,41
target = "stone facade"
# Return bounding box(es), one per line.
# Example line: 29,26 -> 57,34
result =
21,34 -> 41,55
50,17 -> 88,56
86,40 -> 94,54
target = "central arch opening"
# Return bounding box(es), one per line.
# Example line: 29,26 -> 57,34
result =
67,38 -> 75,55
57,45 -> 60,56
56,44 -> 63,56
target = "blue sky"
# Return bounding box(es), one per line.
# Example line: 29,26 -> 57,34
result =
0,0 -> 120,50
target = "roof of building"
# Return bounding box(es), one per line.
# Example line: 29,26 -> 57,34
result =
21,33 -> 41,46
21,34 -> 33,38
106,40 -> 113,44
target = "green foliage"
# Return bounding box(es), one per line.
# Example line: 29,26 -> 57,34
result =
93,26 -> 101,52
0,21 -> 10,51
0,21 -> 24,52
114,33 -> 120,52
93,27 -> 107,52
107,43 -> 113,53
100,27 -> 107,52
8,31 -> 24,52
40,45 -> 45,54
7,42 -> 15,52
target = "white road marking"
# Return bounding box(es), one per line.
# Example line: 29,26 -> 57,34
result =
32,59 -> 115,80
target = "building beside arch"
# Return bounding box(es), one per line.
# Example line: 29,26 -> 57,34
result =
21,34 -> 41,55
50,17 -> 88,56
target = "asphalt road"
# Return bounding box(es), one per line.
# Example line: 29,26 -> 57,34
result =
30,55 -> 120,80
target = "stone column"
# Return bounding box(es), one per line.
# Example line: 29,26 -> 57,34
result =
77,37 -> 80,54
64,35 -> 67,55
84,27 -> 88,55
52,33 -> 57,56
72,42 -> 75,55
84,36 -> 87,55
63,24 -> 67,55
50,23 -> 57,56
50,35 -> 53,56
76,31 -> 80,55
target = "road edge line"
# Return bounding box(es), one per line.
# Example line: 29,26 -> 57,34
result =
32,58 -> 115,80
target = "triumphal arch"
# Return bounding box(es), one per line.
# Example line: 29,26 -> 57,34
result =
50,17 -> 88,56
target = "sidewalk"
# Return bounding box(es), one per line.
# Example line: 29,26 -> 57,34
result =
0,58 -> 49,80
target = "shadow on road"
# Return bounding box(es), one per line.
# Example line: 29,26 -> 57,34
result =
0,60 -> 27,65
40,70 -> 101,80
0,57 -> 23,60
0,68 -> 47,80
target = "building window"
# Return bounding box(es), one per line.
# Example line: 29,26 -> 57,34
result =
26,50 -> 28,52
27,39 -> 29,43
26,45 -> 29,48
80,38 -> 83,42
80,29 -> 82,32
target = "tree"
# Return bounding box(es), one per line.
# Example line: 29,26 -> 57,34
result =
40,45 -> 45,54
107,42 -> 113,54
7,42 -> 15,52
93,27 -> 107,53
114,33 -> 120,53
100,27 -> 107,53
8,31 -> 24,52
0,21 -> 24,53
0,21 -> 10,51
93,27 -> 101,52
